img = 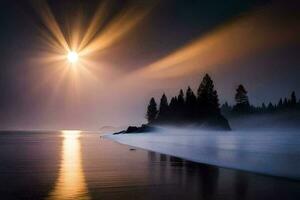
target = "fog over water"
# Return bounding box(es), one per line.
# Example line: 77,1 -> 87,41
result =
0,130 -> 300,200
108,126 -> 300,180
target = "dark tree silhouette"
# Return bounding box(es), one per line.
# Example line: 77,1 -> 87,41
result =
177,89 -> 185,118
169,97 -> 177,121
147,74 -> 231,130
185,86 -> 197,120
267,102 -> 275,112
221,102 -> 232,116
142,73 -> 300,131
197,74 -> 220,117
157,93 -> 169,122
283,98 -> 288,107
146,98 -> 158,123
278,98 -> 283,109
291,91 -> 297,106
211,83 -> 299,118
233,84 -> 250,114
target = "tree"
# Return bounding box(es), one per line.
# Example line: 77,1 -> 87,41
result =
145,74 -> 230,130
197,74 -> 220,117
267,102 -> 275,112
283,98 -> 288,107
177,89 -> 185,105
291,91 -> 297,106
157,93 -> 169,122
185,86 -> 197,119
177,89 -> 185,117
261,103 -> 266,112
146,98 -> 158,123
168,97 -> 177,121
221,102 -> 232,116
233,84 -> 250,114
278,98 -> 283,109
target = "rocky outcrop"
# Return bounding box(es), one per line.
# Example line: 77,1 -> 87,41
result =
113,124 -> 155,135
198,115 -> 231,131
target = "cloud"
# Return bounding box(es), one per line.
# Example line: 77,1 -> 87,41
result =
135,1 -> 300,79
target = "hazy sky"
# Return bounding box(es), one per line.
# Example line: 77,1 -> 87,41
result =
0,0 -> 299,130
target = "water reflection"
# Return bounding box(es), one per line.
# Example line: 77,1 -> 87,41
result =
47,131 -> 90,200
0,132 -> 300,200
148,152 -> 220,199
234,172 -> 248,200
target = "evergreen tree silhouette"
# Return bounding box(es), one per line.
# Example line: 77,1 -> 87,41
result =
267,102 -> 275,112
185,86 -> 197,120
221,102 -> 232,116
291,91 -> 297,106
278,98 -> 283,109
233,84 -> 250,114
261,103 -> 266,112
146,98 -> 158,123
177,89 -> 185,119
157,93 -> 169,122
197,74 -> 220,118
283,98 -> 288,107
169,97 -> 177,121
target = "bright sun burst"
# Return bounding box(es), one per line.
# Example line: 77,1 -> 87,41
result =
67,51 -> 79,63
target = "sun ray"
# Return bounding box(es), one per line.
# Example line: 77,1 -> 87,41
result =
32,0 -> 70,52
79,4 -> 153,57
78,1 -> 112,52
28,0 -> 157,108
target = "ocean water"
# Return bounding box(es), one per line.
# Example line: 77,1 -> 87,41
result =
0,131 -> 299,200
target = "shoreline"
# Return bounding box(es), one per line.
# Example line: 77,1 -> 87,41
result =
104,127 -> 300,180
107,136 -> 300,182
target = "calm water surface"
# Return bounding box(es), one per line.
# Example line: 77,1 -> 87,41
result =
0,131 -> 299,200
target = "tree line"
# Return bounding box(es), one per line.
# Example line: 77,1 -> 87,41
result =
146,74 -> 229,129
146,75 -> 300,125
221,85 -> 300,116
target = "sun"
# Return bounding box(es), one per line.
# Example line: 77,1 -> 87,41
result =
67,51 -> 79,63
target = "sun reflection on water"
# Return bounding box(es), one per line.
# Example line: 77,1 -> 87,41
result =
47,130 -> 90,200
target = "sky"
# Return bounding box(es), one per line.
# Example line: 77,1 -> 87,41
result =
0,0 -> 299,130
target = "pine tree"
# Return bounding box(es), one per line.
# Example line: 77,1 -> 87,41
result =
157,93 -> 169,122
177,89 -> 185,118
185,86 -> 197,120
144,74 -> 230,130
267,102 -> 274,112
278,98 -> 283,109
178,89 -> 185,104
168,97 -> 177,121
146,98 -> 158,123
197,74 -> 220,117
261,103 -> 266,112
233,84 -> 250,114
291,91 -> 297,106
221,102 -> 232,116
283,98 -> 288,107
